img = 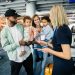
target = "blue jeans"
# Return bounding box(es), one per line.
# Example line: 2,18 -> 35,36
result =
33,49 -> 36,71
33,44 -> 43,70
33,44 -> 43,75
35,44 -> 43,58
33,50 -> 42,75
40,53 -> 48,75
33,49 -> 43,69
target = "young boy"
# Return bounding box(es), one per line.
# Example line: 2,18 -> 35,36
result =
40,16 -> 54,75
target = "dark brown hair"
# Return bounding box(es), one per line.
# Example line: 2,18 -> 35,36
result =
32,14 -> 40,28
23,16 -> 32,22
41,16 -> 54,29
41,16 -> 51,23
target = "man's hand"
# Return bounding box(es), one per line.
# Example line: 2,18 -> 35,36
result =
25,41 -> 32,46
19,39 -> 25,46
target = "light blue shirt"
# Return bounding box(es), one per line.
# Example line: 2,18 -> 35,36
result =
41,25 -> 54,42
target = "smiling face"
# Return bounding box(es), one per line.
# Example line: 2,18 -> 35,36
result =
34,16 -> 40,26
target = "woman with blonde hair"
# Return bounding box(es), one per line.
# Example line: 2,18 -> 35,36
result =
36,5 -> 74,75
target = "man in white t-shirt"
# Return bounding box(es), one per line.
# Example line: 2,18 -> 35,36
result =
1,9 -> 33,75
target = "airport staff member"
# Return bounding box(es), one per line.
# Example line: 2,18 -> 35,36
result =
36,5 -> 74,75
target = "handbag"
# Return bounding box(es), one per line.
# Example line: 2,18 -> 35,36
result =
45,64 -> 53,75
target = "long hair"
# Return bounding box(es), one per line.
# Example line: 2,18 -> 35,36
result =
49,5 -> 69,27
32,14 -> 40,28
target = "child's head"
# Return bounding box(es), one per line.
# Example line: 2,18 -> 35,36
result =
41,16 -> 51,26
23,16 -> 32,27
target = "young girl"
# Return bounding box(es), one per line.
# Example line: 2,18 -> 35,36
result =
19,16 -> 34,57
23,16 -> 34,42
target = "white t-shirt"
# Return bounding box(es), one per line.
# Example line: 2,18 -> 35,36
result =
9,25 -> 31,62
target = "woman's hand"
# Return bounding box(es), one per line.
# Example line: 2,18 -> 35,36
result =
36,40 -> 47,46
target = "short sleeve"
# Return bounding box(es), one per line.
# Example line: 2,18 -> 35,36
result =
56,27 -> 71,44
